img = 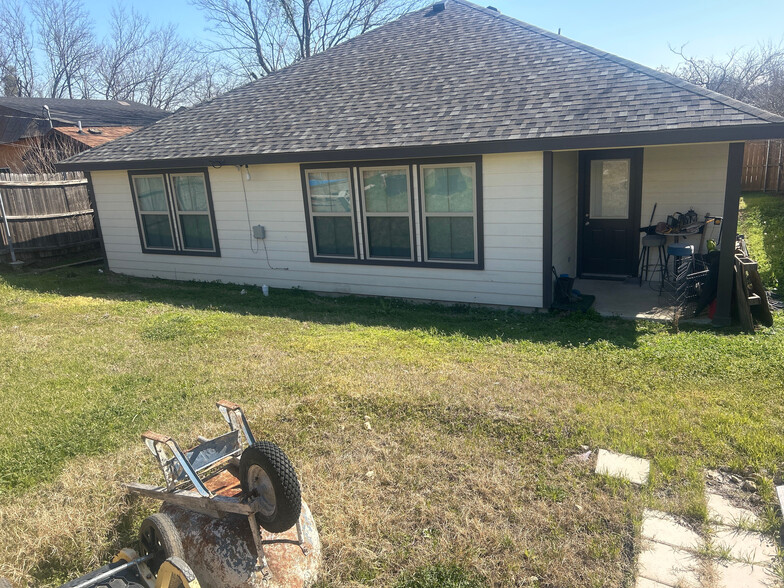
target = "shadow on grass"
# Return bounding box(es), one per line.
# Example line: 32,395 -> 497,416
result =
0,263 -> 719,350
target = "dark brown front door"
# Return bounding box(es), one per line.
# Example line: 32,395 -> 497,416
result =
578,149 -> 643,277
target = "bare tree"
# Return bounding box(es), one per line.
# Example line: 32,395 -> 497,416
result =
0,0 -> 37,96
141,27 -> 207,111
191,0 -> 427,79
96,5 -> 155,101
663,40 -> 784,116
32,0 -> 97,99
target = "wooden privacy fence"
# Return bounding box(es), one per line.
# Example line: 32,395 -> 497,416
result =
742,139 -> 784,193
0,171 -> 99,258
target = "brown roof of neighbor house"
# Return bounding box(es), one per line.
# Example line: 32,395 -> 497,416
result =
60,0 -> 784,171
53,126 -> 141,148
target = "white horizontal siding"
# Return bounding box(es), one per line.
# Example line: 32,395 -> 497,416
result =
91,151 -> 545,308
641,143 -> 729,251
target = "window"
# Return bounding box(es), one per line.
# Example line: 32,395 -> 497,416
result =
302,158 -> 482,269
305,169 -> 356,257
420,163 -> 477,262
360,167 -> 413,260
129,170 -> 218,256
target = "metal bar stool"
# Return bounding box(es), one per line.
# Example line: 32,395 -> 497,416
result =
666,243 -> 696,288
638,234 -> 666,286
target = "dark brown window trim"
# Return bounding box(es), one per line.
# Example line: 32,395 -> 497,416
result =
127,168 -> 221,257
300,156 -> 484,270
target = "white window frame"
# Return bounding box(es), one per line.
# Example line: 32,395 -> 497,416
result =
131,173 -> 177,252
419,162 -> 479,264
358,165 -> 415,261
304,167 -> 358,259
169,172 -> 218,253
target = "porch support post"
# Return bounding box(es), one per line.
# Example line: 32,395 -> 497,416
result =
712,142 -> 745,327
542,151 -> 554,308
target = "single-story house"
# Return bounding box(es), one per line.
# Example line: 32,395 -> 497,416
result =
59,0 -> 784,325
0,97 -> 168,172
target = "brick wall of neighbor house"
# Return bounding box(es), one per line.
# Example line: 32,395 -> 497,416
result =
552,151 -> 579,277
90,152 -> 545,308
640,142 -> 730,251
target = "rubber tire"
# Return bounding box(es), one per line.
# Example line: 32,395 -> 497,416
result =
139,512 -> 184,575
239,441 -> 302,533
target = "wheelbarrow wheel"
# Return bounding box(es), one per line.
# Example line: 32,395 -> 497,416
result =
139,513 -> 183,575
240,441 -> 302,533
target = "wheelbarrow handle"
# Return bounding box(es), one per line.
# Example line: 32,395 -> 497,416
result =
142,431 -> 172,444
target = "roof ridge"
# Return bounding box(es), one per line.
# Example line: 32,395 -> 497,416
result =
450,0 -> 784,124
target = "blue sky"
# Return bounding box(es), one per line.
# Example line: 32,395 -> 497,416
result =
84,0 -> 784,70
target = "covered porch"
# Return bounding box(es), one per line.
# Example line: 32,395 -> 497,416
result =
572,278 -> 711,323
544,141 -> 743,324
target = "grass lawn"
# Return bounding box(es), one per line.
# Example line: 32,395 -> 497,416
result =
0,265 -> 782,588
739,192 -> 784,293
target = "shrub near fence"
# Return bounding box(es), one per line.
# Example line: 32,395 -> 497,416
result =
0,171 -> 99,260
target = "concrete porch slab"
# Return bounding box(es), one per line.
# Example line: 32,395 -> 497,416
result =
573,278 -> 711,323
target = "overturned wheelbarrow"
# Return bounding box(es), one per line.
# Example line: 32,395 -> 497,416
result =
125,401 -> 321,588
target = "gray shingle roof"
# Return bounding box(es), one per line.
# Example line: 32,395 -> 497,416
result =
61,0 -> 784,170
0,97 -> 168,128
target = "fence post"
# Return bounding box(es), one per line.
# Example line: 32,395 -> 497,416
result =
0,189 -> 21,268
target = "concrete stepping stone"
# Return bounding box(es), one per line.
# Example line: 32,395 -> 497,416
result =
595,449 -> 650,485
635,577 -> 672,588
712,526 -> 777,565
641,509 -> 702,551
707,492 -> 760,527
714,560 -> 778,588
637,539 -> 702,587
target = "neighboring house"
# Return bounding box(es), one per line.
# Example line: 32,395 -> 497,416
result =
59,0 -> 784,325
0,97 -> 168,172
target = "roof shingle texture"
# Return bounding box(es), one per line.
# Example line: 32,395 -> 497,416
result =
0,97 -> 168,127
65,0 -> 784,166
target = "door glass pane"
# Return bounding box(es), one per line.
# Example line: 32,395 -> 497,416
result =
141,214 -> 174,248
590,159 -> 630,219
134,176 -> 168,211
362,169 -> 409,212
426,217 -> 474,260
313,216 -> 355,256
309,171 -> 352,213
423,166 -> 474,212
172,175 -> 208,211
179,215 -> 214,250
367,217 -> 411,258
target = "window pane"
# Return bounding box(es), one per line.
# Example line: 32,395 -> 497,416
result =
134,176 -> 168,211
363,169 -> 409,213
423,166 -> 474,212
367,217 -> 411,258
589,159 -> 630,219
313,216 -> 355,256
141,214 -> 173,248
179,214 -> 214,250
309,171 -> 352,213
426,217 -> 474,260
172,175 -> 208,212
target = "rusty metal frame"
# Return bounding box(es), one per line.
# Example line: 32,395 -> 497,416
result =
129,401 -> 306,581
